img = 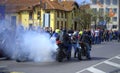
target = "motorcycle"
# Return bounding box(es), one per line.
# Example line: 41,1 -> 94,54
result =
56,40 -> 71,62
75,45 -> 82,60
78,42 -> 90,60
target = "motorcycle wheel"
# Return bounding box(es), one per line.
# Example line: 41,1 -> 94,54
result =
56,49 -> 63,62
16,58 -> 26,62
78,51 -> 82,60
16,59 -> 22,62
67,52 -> 71,60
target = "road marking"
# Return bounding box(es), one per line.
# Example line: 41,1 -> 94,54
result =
76,54 -> 120,73
10,72 -> 23,73
0,57 -> 7,60
104,61 -> 120,68
87,67 -> 106,73
0,65 -> 7,68
115,56 -> 120,59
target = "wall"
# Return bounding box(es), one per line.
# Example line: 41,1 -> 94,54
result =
20,11 -> 29,28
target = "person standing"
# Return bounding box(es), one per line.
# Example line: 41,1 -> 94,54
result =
94,29 -> 100,44
80,30 -> 92,59
62,30 -> 72,59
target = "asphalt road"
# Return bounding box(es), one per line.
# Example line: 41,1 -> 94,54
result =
0,40 -> 120,73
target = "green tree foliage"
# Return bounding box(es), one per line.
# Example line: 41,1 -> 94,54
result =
78,7 -> 92,30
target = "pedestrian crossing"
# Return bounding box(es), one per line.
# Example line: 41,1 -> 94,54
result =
76,55 -> 120,73
104,61 -> 120,68
115,56 -> 120,59
87,67 -> 106,73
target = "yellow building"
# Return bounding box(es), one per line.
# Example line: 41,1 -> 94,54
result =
1,0 -> 80,30
39,0 -> 80,30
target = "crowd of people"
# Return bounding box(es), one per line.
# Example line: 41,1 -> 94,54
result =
49,28 -> 120,60
1,24 -> 120,60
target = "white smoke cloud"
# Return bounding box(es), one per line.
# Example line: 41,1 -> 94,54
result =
0,20 -> 58,62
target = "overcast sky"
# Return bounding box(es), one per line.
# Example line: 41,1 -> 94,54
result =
75,0 -> 91,4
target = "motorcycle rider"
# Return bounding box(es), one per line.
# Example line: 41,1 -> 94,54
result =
79,29 -> 92,59
62,29 -> 72,60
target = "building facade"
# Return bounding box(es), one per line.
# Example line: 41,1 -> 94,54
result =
90,0 -> 119,30
0,0 -> 81,30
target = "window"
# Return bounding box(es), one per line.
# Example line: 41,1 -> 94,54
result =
57,21 -> 59,29
106,0 -> 111,5
92,8 -> 97,13
100,0 -> 104,4
99,8 -> 104,13
112,0 -> 117,5
29,12 -> 33,20
73,8 -> 76,16
112,17 -> 117,22
57,11 -> 59,17
65,12 -> 67,18
112,25 -> 117,29
37,11 -> 41,19
106,8 -> 110,13
71,13 -> 73,19
65,21 -> 67,29
61,21 -> 63,25
92,0 -> 97,4
113,8 -> 117,13
11,16 -> 16,26
61,12 -> 63,18
61,21 -> 63,29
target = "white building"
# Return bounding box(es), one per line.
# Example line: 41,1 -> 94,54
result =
90,0 -> 119,30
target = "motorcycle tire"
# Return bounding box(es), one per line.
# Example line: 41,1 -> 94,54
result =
78,51 -> 82,60
67,52 -> 71,60
16,58 -> 26,62
16,59 -> 22,62
56,50 -> 63,62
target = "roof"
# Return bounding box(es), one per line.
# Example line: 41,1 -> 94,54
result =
37,0 -> 65,10
79,4 -> 90,10
0,0 -> 40,13
0,0 -> 79,13
60,1 -> 79,11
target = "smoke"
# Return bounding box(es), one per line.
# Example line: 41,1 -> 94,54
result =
0,20 -> 58,62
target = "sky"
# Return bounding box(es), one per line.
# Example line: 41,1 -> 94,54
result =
75,0 -> 91,4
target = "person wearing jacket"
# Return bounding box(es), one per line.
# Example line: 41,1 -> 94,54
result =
62,30 -> 72,59
79,30 -> 92,59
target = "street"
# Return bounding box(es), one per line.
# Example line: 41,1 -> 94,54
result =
0,40 -> 120,73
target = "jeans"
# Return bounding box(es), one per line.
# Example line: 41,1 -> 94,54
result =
72,43 -> 77,57
64,43 -> 72,54
95,36 -> 99,44
72,44 -> 77,52
85,43 -> 91,58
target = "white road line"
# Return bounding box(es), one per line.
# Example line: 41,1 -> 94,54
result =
0,65 -> 7,68
115,56 -> 120,59
104,61 -> 120,68
87,67 -> 106,73
76,55 -> 120,73
0,57 -> 6,60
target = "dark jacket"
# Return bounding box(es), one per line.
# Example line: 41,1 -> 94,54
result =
63,33 -> 71,45
80,34 -> 92,45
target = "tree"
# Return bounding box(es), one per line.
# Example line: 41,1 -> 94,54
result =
77,5 -> 92,30
90,9 -> 111,30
